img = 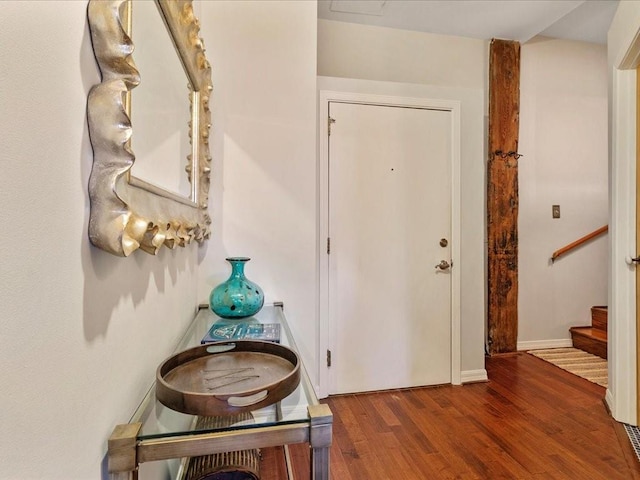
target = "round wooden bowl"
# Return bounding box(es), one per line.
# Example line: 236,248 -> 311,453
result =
156,340 -> 300,416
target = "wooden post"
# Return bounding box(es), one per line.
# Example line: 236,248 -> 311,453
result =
487,39 -> 520,355
108,423 -> 141,480
309,403 -> 333,480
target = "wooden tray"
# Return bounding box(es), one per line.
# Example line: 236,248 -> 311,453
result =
156,340 -> 300,416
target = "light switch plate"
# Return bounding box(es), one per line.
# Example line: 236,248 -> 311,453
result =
552,205 -> 560,219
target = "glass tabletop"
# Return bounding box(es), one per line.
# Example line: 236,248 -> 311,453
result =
130,303 -> 318,440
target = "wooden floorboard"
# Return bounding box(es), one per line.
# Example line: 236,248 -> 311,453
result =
260,353 -> 640,479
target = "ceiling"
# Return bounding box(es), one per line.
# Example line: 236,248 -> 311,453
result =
317,0 -> 620,45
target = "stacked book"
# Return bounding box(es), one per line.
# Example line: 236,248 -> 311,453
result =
201,322 -> 281,344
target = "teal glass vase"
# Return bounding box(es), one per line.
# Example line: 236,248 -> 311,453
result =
209,257 -> 264,319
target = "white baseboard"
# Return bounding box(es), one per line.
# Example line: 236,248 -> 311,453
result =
517,339 -> 573,351
461,369 -> 488,383
605,388 -> 614,417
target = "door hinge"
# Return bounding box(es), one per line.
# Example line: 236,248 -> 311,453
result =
327,349 -> 332,367
327,237 -> 331,254
328,116 -> 336,136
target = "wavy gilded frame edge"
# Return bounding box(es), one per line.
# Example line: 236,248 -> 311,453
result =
87,0 -> 212,257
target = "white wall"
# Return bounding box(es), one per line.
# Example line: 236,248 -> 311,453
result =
518,37 -> 609,349
319,20 -> 611,355
1,1 -> 318,478
318,19 -> 486,88
198,1 -> 319,375
0,2 -> 202,478
318,20 -> 487,378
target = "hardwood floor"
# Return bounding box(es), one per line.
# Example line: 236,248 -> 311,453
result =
261,352 -> 640,479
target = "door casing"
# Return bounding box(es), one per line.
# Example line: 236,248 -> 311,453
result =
608,11 -> 640,425
317,90 -> 462,398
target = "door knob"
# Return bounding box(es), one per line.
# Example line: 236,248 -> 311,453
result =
435,260 -> 451,270
625,256 -> 640,265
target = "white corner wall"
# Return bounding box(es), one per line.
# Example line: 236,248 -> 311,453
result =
0,2 -> 203,478
317,20 -> 487,378
518,37 -> 609,350
198,1 -> 319,377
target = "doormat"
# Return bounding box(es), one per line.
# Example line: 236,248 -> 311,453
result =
624,424 -> 640,463
527,347 -> 607,388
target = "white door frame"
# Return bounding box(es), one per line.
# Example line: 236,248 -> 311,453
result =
317,90 -> 462,398
608,5 -> 640,425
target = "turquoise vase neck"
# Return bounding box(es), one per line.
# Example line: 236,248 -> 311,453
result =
228,257 -> 248,278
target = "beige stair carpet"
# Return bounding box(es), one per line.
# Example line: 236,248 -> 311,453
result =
527,347 -> 607,388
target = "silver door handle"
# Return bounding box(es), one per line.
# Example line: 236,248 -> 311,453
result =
435,260 -> 451,270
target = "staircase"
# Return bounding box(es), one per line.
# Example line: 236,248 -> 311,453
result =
569,306 -> 607,359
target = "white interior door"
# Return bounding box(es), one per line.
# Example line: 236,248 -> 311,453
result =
328,101 -> 452,395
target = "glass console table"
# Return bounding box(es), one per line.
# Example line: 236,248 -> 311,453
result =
107,303 -> 332,480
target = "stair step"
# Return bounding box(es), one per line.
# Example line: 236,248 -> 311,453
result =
570,326 -> 607,359
591,306 -> 607,332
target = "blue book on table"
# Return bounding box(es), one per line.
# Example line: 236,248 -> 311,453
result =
201,322 -> 281,344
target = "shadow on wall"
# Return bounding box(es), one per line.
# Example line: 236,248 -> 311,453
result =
79,91 -> 194,341
81,235 -> 194,341
79,93 -> 194,341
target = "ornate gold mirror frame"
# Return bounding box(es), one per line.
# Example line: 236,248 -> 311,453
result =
87,0 -> 212,256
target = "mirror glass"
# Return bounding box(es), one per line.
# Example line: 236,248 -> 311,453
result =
130,0 -> 193,199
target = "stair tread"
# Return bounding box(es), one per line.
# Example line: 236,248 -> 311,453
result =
569,326 -> 607,341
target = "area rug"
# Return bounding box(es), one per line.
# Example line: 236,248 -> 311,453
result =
527,347 -> 608,388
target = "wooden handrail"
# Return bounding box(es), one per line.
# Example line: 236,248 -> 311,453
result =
551,225 -> 608,263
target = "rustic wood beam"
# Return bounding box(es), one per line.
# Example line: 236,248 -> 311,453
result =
487,39 -> 521,355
